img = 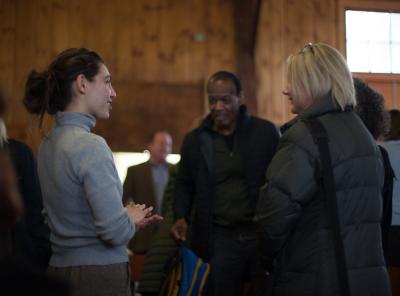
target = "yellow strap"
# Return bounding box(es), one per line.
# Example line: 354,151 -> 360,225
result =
199,263 -> 210,295
185,260 -> 203,296
171,263 -> 182,296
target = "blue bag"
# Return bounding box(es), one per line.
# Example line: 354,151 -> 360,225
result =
161,245 -> 210,296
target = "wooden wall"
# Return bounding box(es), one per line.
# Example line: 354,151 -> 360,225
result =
0,0 -> 237,153
1,0 -> 398,152
256,0 -> 400,126
255,0 -> 339,125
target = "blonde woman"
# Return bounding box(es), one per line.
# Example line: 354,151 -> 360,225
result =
255,43 -> 390,296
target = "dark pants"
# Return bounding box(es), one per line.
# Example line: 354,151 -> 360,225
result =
207,225 -> 267,296
387,226 -> 400,267
48,262 -> 131,296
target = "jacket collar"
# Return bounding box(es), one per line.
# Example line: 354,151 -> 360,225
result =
198,105 -> 251,176
281,94 -> 352,133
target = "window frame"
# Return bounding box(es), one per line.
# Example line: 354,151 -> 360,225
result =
344,9 -> 400,74
339,0 -> 400,78
338,1 -> 400,109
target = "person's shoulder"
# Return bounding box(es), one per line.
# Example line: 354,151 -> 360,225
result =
127,160 -> 150,172
181,126 -> 204,145
249,116 -> 280,139
70,133 -> 110,161
250,116 -> 276,129
7,139 -> 33,155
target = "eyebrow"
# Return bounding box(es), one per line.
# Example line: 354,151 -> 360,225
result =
105,75 -> 111,80
208,93 -> 234,96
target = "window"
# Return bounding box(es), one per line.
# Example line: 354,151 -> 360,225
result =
346,10 -> 400,73
112,152 -> 180,183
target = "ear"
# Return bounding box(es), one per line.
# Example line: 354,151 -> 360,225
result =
238,91 -> 244,103
74,74 -> 87,95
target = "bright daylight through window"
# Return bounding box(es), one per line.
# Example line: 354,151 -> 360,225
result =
346,10 -> 400,73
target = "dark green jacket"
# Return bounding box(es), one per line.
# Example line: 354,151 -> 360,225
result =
255,95 -> 391,296
137,166 -> 178,294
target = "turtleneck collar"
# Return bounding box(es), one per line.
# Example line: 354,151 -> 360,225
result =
55,112 -> 96,132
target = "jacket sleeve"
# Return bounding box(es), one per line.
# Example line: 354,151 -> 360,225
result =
78,137 -> 135,246
173,133 -> 196,222
254,136 -> 318,271
17,144 -> 51,267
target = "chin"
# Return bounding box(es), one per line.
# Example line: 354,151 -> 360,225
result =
96,112 -> 110,120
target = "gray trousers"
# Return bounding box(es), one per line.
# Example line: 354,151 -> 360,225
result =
48,262 -> 131,296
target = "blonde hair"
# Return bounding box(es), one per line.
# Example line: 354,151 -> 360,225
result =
0,118 -> 8,148
286,43 -> 355,110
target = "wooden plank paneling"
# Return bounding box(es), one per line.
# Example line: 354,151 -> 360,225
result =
94,82 -> 204,152
256,0 -> 339,125
256,0 -> 288,125
12,0 -> 35,133
234,0 -> 261,115
205,0 -> 237,76
0,0 -> 238,153
113,0 -> 133,80
0,0 -> 16,114
67,1 -> 85,47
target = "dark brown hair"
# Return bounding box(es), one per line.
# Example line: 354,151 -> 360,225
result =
353,77 -> 390,140
22,48 -> 104,125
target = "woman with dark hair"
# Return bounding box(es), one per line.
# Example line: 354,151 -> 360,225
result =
353,77 -> 394,262
22,48 -> 162,296
353,77 -> 390,141
255,43 -> 390,296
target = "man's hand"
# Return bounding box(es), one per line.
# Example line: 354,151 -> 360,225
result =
170,218 -> 188,241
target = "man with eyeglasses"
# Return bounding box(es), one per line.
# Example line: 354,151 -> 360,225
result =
170,71 -> 280,296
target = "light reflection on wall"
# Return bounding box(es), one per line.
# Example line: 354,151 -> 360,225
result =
113,151 -> 181,183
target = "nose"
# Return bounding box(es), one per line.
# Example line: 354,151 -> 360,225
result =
214,99 -> 224,110
110,85 -> 117,99
282,88 -> 289,96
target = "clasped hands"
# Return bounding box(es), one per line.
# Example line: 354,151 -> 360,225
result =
125,202 -> 163,231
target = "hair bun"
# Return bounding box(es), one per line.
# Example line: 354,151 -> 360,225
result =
22,70 -> 48,115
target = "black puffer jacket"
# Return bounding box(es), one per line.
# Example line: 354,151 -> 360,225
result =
255,96 -> 391,296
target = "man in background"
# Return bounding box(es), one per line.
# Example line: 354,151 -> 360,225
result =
123,131 -> 173,287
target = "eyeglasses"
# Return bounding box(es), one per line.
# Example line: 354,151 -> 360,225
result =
301,43 -> 315,55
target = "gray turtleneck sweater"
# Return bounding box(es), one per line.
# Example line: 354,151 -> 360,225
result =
38,112 -> 135,267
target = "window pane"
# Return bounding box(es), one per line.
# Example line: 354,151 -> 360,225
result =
346,10 -> 400,73
392,44 -> 400,73
369,43 -> 391,73
346,10 -> 371,42
369,12 -> 390,42
347,41 -> 370,72
392,14 -> 400,43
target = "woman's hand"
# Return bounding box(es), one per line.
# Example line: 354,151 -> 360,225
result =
126,203 -> 163,231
